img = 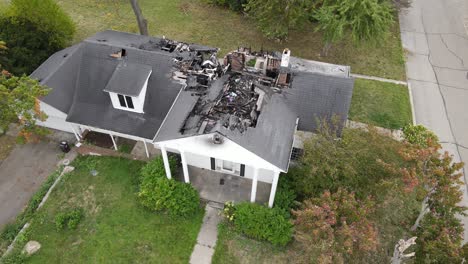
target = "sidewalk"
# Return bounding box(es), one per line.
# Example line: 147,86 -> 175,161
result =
189,203 -> 222,264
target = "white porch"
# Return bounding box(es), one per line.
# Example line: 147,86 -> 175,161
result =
158,142 -> 281,207
176,166 -> 272,204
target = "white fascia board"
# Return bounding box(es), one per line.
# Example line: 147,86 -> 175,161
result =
75,123 -> 153,143
156,133 -> 284,172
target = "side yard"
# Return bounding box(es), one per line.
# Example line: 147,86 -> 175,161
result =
1,156 -> 204,263
349,79 -> 412,129
0,0 -> 405,80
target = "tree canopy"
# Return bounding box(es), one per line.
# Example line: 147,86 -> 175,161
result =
0,71 -> 49,140
314,0 -> 394,55
0,0 -> 75,75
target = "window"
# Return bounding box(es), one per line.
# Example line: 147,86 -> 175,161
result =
125,96 -> 134,109
291,147 -> 304,161
118,94 -> 126,107
117,94 -> 134,109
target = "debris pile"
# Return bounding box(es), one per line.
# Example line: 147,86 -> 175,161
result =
181,74 -> 263,135
178,46 -> 295,135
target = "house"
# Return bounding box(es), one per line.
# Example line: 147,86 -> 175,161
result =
31,30 -> 354,207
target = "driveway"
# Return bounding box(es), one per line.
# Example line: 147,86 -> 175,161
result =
0,142 -> 62,229
399,0 -> 468,240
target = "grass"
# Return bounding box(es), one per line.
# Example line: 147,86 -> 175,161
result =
2,156 -> 204,263
212,223 -> 301,264
0,0 -> 405,80
0,135 -> 15,161
349,79 -> 413,129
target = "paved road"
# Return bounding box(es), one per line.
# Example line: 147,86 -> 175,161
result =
0,142 -> 62,229
399,0 -> 468,241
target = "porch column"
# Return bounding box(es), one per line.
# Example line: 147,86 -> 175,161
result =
160,146 -> 172,180
69,124 -> 81,141
180,150 -> 190,183
250,167 -> 259,202
268,170 -> 280,208
143,140 -> 150,158
109,133 -> 118,150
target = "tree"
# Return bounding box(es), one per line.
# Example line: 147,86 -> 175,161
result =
293,188 -> 379,263
0,0 -> 75,75
313,0 -> 394,56
0,71 -> 49,141
129,0 -> 149,36
382,125 -> 467,262
245,0 -> 312,40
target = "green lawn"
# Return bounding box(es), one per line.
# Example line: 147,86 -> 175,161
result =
5,156 -> 203,263
0,0 -> 405,80
349,79 -> 413,129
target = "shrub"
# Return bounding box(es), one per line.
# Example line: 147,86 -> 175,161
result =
138,157 -> 200,217
140,156 -> 175,180
55,208 -> 83,231
273,175 -> 296,218
0,0 -> 75,75
293,189 -> 378,261
226,202 -> 293,246
403,124 -> 438,148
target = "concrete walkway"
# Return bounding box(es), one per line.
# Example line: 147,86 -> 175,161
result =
190,203 -> 222,264
350,73 -> 408,85
399,0 -> 468,241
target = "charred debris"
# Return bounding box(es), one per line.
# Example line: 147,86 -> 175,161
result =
146,39 -> 294,136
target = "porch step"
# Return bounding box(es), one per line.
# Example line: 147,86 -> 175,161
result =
207,201 -> 224,210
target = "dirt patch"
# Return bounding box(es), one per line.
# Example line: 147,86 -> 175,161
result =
66,185 -> 100,216
0,135 -> 16,161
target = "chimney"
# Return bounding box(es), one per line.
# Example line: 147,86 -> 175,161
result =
281,48 -> 291,68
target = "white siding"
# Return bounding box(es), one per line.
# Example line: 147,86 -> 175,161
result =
157,134 -> 282,184
36,101 -> 77,133
107,71 -> 150,113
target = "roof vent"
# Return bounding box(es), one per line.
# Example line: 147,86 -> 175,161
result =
212,133 -> 224,144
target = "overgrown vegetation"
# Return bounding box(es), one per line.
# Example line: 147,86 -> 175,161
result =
0,0 -> 75,75
55,207 -> 83,231
222,202 -> 293,246
215,124 -> 466,263
138,157 -> 201,217
349,79 -> 412,129
2,156 -> 204,263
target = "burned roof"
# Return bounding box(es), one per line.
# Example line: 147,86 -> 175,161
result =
103,61 -> 152,96
32,30 -> 354,171
155,47 -> 354,171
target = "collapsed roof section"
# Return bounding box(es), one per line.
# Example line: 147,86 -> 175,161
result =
155,46 -> 354,171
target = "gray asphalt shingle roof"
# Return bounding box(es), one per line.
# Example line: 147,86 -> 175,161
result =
103,61 -> 152,96
32,30 -> 354,171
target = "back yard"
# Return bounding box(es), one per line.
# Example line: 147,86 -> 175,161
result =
0,0 -> 405,80
2,156 -> 203,263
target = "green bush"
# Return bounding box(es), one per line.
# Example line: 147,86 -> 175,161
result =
273,175 -> 296,218
227,202 -> 293,246
55,208 -> 83,231
403,124 -> 439,147
0,0 -> 75,75
138,157 -> 200,217
140,156 -> 175,180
